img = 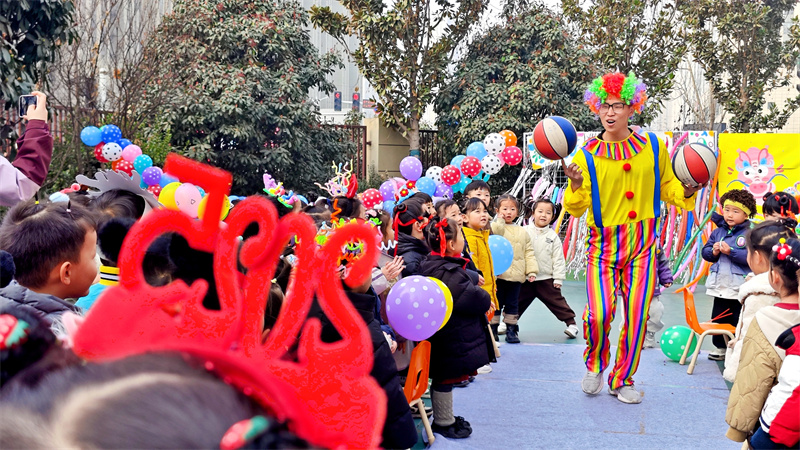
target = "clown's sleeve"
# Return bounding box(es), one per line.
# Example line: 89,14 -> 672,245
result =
563,150 -> 592,218
657,136 -> 696,210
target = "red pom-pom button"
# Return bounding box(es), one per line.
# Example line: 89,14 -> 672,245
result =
623,163 -> 632,171
625,191 -> 634,199
628,211 -> 637,219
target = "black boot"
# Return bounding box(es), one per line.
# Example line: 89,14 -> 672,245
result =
490,323 -> 499,342
505,324 -> 520,344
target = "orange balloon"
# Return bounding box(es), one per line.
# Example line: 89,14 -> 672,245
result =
111,159 -> 121,171
500,130 -> 517,147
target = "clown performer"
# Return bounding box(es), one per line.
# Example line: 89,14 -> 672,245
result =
562,72 -> 705,404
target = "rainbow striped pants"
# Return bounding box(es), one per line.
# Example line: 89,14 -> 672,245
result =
583,218 -> 657,389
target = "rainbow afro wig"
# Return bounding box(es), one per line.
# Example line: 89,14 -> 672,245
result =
584,71 -> 648,115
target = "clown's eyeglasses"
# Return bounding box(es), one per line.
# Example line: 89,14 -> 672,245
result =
599,102 -> 627,114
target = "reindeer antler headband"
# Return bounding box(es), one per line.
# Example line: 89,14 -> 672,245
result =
72,155 -> 385,449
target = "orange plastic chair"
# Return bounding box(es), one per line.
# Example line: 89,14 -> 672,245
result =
404,340 -> 434,445
675,263 -> 735,374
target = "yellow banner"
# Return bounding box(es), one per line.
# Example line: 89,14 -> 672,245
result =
719,134 -> 800,212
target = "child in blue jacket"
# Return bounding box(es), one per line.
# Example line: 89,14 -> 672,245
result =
701,189 -> 756,361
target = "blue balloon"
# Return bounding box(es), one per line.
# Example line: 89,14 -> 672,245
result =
453,176 -> 472,194
118,138 -> 133,150
133,154 -> 153,174
451,155 -> 466,168
466,142 -> 488,160
382,200 -> 396,213
415,176 -> 436,196
488,235 -> 514,276
80,126 -> 103,146
159,173 -> 179,188
101,124 -> 122,144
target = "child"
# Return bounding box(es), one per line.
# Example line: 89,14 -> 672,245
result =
752,323 -> 800,448
392,200 -> 430,277
435,199 -> 483,285
763,191 -> 799,221
0,199 -> 98,325
410,192 -> 435,216
1,91 -> 52,207
491,195 -> 538,343
418,217 -> 493,439
701,189 -> 756,360
726,237 -> 800,444
318,263 -> 418,449
643,247 -> 674,348
723,218 -> 796,382
462,197 -> 499,338
464,180 -> 491,212
520,198 -> 578,338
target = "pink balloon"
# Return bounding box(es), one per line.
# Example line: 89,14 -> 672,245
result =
501,146 -> 523,166
174,183 -> 202,218
121,145 -> 143,163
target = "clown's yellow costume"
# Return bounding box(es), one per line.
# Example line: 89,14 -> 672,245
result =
567,72 -> 698,397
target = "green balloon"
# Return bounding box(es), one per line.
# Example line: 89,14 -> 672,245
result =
660,325 -> 698,362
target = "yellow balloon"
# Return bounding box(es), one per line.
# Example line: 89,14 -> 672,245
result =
428,277 -> 453,330
158,182 -> 181,210
197,195 -> 232,221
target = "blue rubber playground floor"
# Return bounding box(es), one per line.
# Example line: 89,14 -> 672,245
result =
412,280 -> 737,449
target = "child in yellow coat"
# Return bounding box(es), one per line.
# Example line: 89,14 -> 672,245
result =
462,197 -> 498,333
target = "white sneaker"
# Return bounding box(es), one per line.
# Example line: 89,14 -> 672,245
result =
565,324 -> 579,339
708,348 -> 726,361
608,385 -> 643,404
498,322 -> 507,335
477,364 -> 492,374
643,331 -> 656,349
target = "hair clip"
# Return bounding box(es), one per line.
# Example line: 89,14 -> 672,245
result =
0,314 -> 30,351
220,416 -> 270,450
774,238 -> 792,260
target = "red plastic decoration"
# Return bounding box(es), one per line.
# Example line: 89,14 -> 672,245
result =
72,154 -> 386,449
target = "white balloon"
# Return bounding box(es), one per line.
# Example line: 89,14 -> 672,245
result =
426,166 -> 443,184
481,155 -> 504,175
483,133 -> 506,156
102,142 -> 123,162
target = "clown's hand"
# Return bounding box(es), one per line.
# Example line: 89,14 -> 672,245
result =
683,182 -> 707,198
562,160 -> 583,190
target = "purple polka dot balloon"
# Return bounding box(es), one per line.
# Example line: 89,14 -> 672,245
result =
380,180 -> 396,202
399,156 -> 423,181
142,166 -> 163,186
434,182 -> 453,198
386,276 -> 447,341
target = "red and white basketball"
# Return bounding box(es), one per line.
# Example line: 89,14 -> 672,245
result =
532,116 -> 578,161
672,143 -> 717,187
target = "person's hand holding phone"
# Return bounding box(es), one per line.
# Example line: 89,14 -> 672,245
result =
23,91 -> 48,122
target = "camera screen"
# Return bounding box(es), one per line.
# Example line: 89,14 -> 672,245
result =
18,95 -> 38,117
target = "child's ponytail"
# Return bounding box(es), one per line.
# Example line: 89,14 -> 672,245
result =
425,217 -> 459,255
770,237 -> 800,293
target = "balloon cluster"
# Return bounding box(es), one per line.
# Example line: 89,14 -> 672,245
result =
80,124 -> 231,220
359,130 -> 522,212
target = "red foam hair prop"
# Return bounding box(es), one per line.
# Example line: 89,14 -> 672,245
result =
72,154 -> 385,449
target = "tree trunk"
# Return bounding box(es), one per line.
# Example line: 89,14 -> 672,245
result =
408,115 -> 420,154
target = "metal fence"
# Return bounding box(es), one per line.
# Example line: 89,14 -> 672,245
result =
418,129 -> 443,168
323,124 -> 368,180
1,107 -> 72,156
